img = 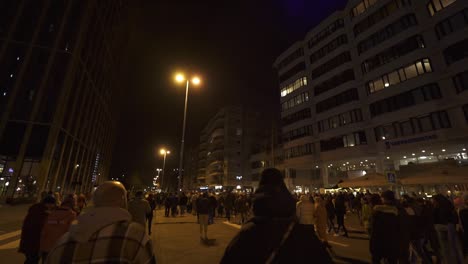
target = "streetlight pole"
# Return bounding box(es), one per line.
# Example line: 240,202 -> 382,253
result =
177,80 -> 189,192
174,73 -> 201,192
160,149 -> 170,191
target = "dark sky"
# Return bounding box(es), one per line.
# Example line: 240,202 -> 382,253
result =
110,0 -> 347,183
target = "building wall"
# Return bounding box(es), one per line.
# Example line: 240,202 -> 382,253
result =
197,106 -> 262,188
0,0 -> 127,199
274,0 -> 468,188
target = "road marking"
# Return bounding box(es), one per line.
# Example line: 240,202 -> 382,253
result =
223,221 -> 241,229
0,239 -> 20,250
0,230 -> 21,241
328,240 -> 349,247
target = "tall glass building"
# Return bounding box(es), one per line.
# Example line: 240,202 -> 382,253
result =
0,0 -> 127,200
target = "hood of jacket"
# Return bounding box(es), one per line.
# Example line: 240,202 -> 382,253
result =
373,204 -> 399,216
68,206 -> 131,242
253,185 -> 295,219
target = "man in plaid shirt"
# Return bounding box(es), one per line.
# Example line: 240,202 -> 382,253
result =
46,181 -> 156,263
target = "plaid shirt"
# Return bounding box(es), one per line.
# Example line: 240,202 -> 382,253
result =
45,220 -> 156,264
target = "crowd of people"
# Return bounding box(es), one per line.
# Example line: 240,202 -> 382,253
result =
16,167 -> 468,263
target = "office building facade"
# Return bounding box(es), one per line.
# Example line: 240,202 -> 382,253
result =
274,0 -> 468,190
0,0 -> 127,199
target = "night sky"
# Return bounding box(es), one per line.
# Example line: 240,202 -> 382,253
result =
110,0 -> 348,184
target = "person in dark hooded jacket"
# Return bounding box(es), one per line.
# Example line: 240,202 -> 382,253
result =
220,168 -> 332,264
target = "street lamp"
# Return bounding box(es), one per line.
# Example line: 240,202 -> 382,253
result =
160,149 -> 170,191
174,72 -> 201,192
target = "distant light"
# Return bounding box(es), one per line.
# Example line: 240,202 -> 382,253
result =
412,153 -> 415,156
10,74 -> 13,78
442,149 -> 446,152
421,150 -> 425,153
0,177 -> 3,180
315,166 -> 319,169
382,136 -> 386,140
430,153 -> 434,155
463,148 -> 466,151
16,57 -> 20,61
346,162 -> 349,164
3,92 -> 6,96
386,156 -> 390,159
403,156 -> 407,158
175,73 -> 185,83
18,179 -> 22,183
192,77 -> 201,85
329,164 -> 333,166
5,182 -> 9,186
384,83 -> 390,87
420,156 -> 428,160
236,185 -> 242,190
8,168 -> 13,173
362,171 -> 367,176
75,164 -> 80,168
33,180 -> 36,185
365,160 -> 368,162
342,163 -> 346,166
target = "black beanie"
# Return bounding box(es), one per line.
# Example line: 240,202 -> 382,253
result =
258,168 -> 284,188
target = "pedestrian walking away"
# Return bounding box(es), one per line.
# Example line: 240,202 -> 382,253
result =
220,168 -> 332,264
197,192 -> 211,241
128,190 -> 152,228
45,181 -> 156,264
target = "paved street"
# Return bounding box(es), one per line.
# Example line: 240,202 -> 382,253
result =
0,205 -> 371,263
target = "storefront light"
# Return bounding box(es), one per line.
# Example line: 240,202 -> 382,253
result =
420,156 -> 428,160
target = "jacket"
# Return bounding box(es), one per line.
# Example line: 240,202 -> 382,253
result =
45,206 -> 155,264
296,200 -> 315,225
128,198 -> 151,226
19,203 -> 49,254
221,186 -> 331,264
40,206 -> 76,252
369,204 -> 400,258
197,197 -> 211,214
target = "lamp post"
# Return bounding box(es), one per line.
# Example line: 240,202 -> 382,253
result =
156,168 -> 162,189
174,73 -> 201,192
160,149 -> 170,191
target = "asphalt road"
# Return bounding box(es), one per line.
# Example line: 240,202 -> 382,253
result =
0,204 -> 371,263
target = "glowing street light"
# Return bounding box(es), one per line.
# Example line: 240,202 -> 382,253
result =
173,72 -> 202,192
159,148 -> 170,191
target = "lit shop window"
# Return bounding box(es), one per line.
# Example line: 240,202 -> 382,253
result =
367,59 -> 432,94
427,0 -> 457,16
280,77 -> 307,97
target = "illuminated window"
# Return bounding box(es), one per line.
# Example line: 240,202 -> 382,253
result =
367,59 -> 433,94
280,77 -> 307,97
427,0 -> 457,16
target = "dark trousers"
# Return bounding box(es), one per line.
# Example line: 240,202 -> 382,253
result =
24,253 -> 40,264
327,216 -> 335,232
147,214 -> 153,234
226,208 -> 232,221
164,206 -> 170,217
336,214 -> 348,235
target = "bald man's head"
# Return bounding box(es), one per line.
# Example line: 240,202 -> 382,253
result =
93,181 -> 127,209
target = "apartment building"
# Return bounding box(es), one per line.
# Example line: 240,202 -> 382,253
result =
197,106 -> 261,189
274,0 -> 468,190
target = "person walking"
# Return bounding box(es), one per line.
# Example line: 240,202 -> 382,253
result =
325,196 -> 336,234
220,168 -> 332,264
191,192 -> 198,216
45,181 -> 155,264
224,191 -> 235,222
170,193 -> 179,217
146,193 -> 156,235
40,194 -> 77,261
19,196 -> 56,264
433,194 -> 464,264
459,193 -> 468,257
369,190 -> 401,264
314,196 -> 329,245
128,191 -> 152,227
179,192 -> 188,216
164,194 -> 171,217
334,193 -> 348,237
208,193 -> 218,224
197,192 -> 211,241
296,195 -> 315,228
